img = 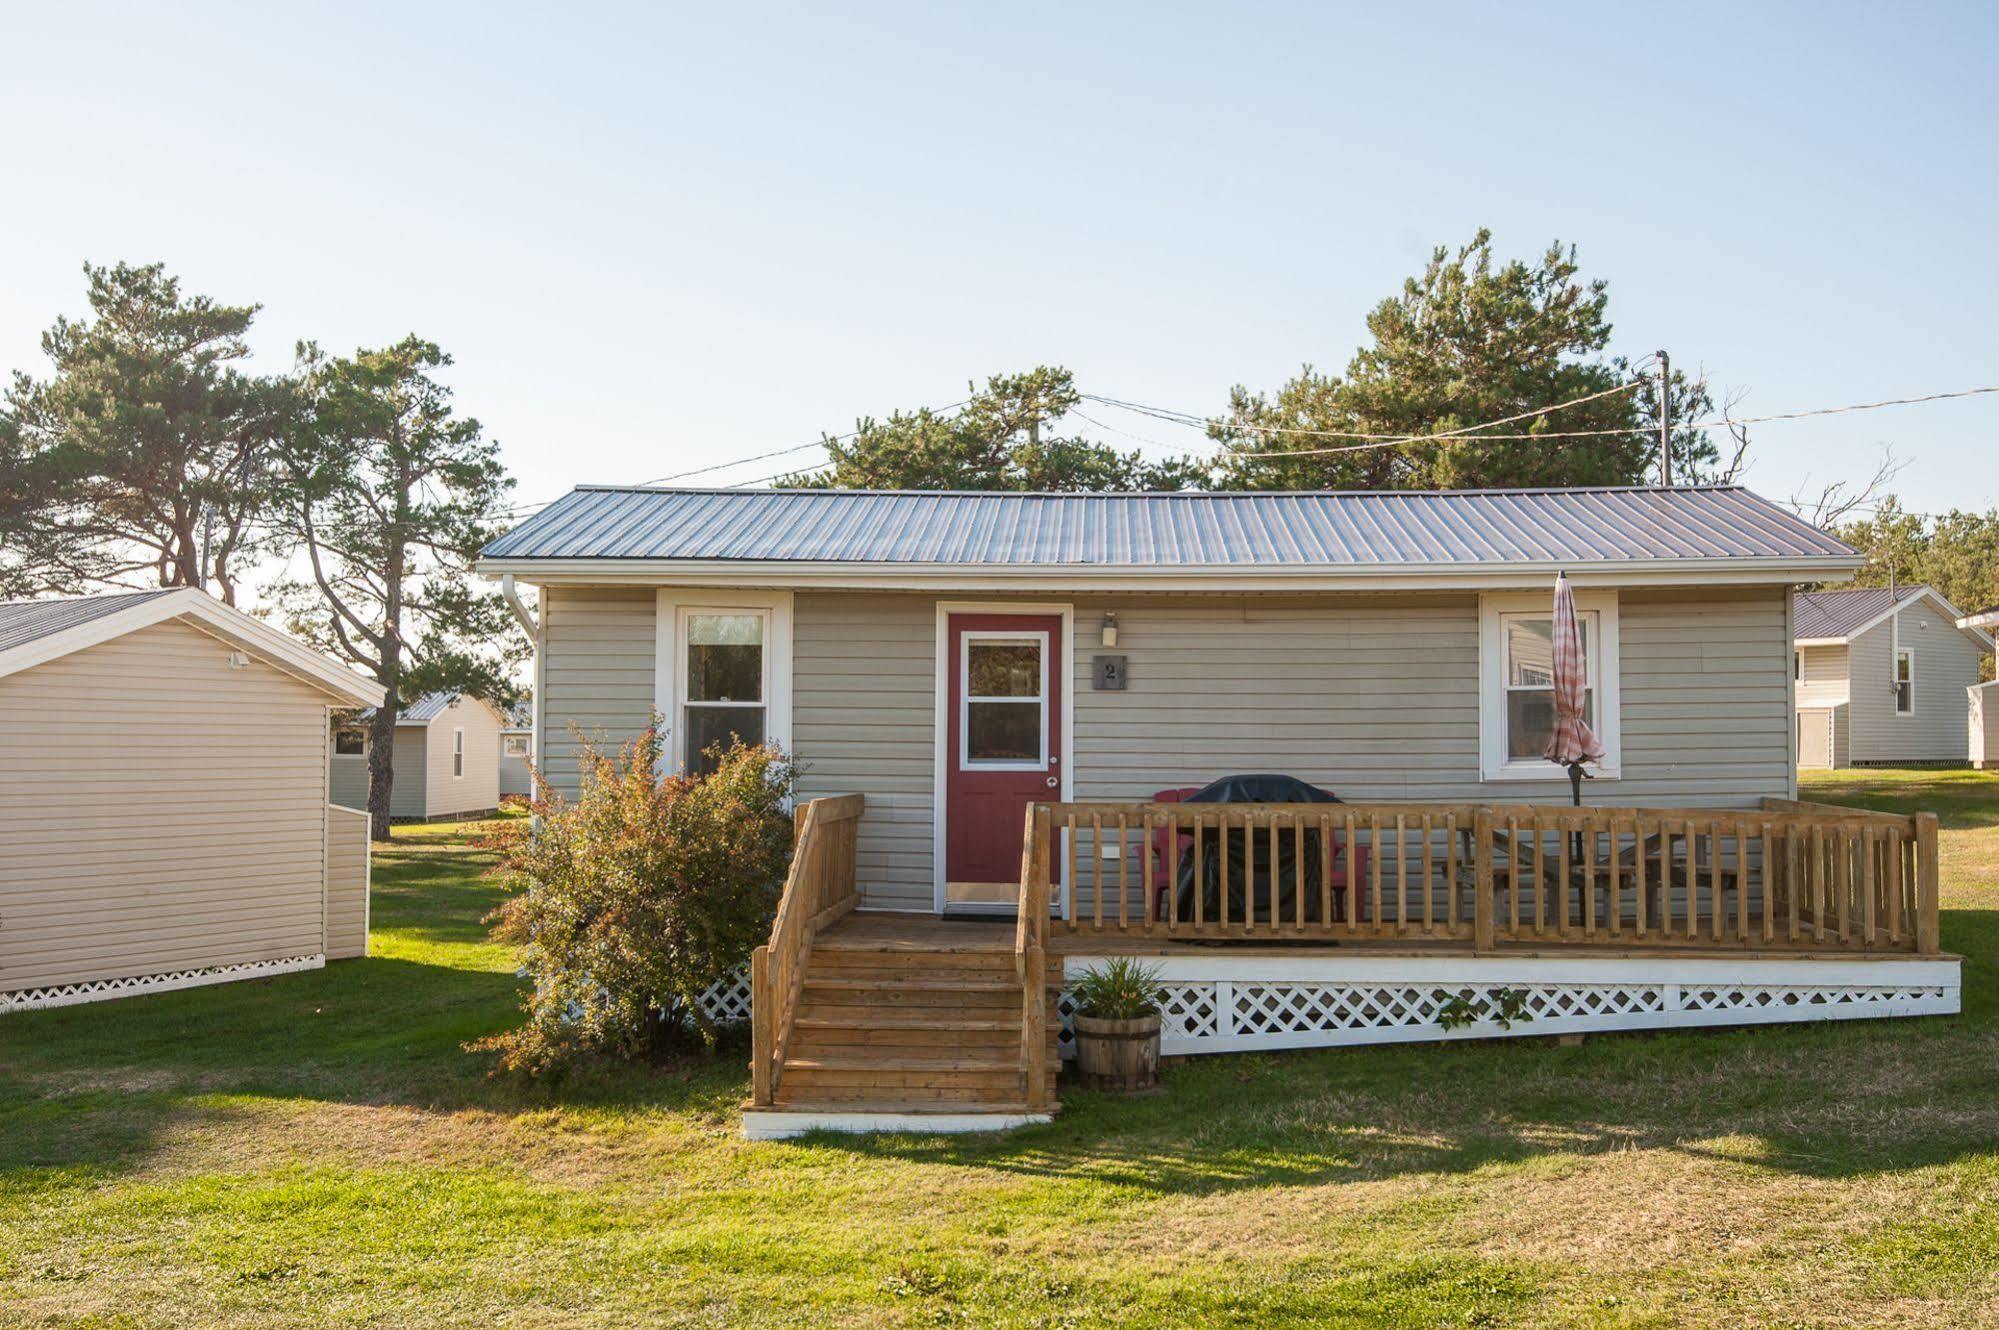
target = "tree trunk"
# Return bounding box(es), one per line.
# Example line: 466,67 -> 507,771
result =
367,697 -> 397,841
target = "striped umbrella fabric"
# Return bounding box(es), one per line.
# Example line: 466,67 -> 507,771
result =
1543,572 -> 1606,767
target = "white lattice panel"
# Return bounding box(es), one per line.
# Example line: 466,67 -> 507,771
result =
698,964 -> 754,1025
1057,955 -> 1959,1057
0,954 -> 325,1015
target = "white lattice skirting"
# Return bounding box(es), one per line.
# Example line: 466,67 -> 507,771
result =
697,965 -> 754,1025
1056,954 -> 1961,1057
0,954 -> 325,1015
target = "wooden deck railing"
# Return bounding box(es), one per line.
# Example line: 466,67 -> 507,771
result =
750,793 -> 864,1106
1026,797 -> 1940,955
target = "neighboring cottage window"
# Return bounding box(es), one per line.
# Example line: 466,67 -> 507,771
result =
1895,649 -> 1915,715
1479,591 -> 1622,780
1793,651 -> 1802,681
504,736 -> 530,758
453,727 -> 465,777
684,611 -> 766,775
333,728 -> 366,755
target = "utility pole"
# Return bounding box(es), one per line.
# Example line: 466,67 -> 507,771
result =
1656,349 -> 1672,486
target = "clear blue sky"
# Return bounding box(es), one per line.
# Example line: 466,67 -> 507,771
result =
5,2 -> 1995,532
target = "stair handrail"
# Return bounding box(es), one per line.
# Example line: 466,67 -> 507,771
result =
1015,802 -> 1053,1110
751,793 -> 865,1106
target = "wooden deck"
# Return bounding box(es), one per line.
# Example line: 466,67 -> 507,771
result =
747,794 -> 1952,1135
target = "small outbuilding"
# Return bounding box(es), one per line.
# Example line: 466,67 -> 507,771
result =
329,691 -> 505,820
1793,585 -> 1993,768
0,588 -> 382,1012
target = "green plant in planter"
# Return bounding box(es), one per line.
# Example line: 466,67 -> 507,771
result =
1069,958 -> 1165,1020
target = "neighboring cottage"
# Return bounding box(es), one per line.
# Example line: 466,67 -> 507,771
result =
329,691 -> 505,820
500,704 -> 534,798
0,588 -> 381,1012
1793,586 -> 1993,768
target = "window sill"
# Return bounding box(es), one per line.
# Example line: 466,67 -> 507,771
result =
1481,764 -> 1621,783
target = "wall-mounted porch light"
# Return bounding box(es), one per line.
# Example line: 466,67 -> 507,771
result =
1100,611 -> 1119,648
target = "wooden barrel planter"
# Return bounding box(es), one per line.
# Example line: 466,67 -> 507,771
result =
1073,1013 -> 1162,1092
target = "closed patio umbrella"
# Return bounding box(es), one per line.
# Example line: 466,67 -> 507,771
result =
1544,572 -> 1605,806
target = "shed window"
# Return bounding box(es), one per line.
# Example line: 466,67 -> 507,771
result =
1894,649 -> 1915,715
504,735 -> 530,758
1479,591 -> 1621,781
453,727 -> 465,777
334,728 -> 366,755
683,611 -> 766,776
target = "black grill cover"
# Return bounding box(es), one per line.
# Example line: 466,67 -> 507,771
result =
1173,775 -> 1347,924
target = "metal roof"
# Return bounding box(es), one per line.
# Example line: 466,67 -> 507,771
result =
354,691 -> 467,726
1795,586 -> 1931,641
483,485 -> 1856,569
0,589 -> 183,655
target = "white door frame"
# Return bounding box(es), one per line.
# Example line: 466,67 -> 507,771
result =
932,601 -> 1075,916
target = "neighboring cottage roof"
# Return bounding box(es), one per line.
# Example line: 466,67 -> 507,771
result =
480,485 -> 1858,587
502,703 -> 532,730
0,587 -> 383,705
1796,585 -> 1995,649
352,690 -> 499,727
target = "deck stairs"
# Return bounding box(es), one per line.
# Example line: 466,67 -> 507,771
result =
769,928 -> 1062,1119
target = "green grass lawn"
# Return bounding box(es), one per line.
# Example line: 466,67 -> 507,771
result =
3,774 -> 1997,1328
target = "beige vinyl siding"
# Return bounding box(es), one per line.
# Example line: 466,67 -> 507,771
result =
421,696 -> 501,817
772,586 -> 1795,912
1068,588 -> 1792,807
1846,611 -> 1983,762
793,593 -> 935,910
328,752 -> 369,809
1796,704 -> 1849,769
324,805 -> 370,958
539,586 -> 657,801
0,619 -> 333,992
1795,644 -> 1849,706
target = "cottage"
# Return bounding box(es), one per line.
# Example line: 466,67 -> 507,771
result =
329,691 -> 505,820
482,485 -> 1960,1136
0,588 -> 381,1012
499,704 -> 534,798
1792,586 -> 1993,768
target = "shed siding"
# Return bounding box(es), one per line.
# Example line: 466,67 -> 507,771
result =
421,695 -> 501,817
771,586 -> 1795,911
0,619 -> 332,992
324,805 -> 370,958
1794,644 -> 1849,707
539,586 -> 658,801
1971,682 -> 1999,769
1846,612 -> 1983,762
792,593 -> 937,910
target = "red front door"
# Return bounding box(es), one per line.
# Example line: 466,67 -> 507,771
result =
945,613 -> 1063,909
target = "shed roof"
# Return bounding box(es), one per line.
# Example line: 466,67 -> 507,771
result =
480,485 -> 1858,588
0,588 -> 182,655
0,588 -> 383,705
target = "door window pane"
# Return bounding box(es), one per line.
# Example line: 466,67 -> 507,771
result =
684,705 -> 766,775
968,640 -> 1041,697
967,701 -> 1041,763
687,614 -> 763,702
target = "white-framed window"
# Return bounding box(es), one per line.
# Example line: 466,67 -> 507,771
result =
1894,648 -> 1915,715
333,727 -> 366,756
1793,651 -> 1802,681
503,735 -> 530,758
452,727 -> 465,777
653,591 -> 794,778
1479,590 -> 1621,781
959,629 -> 1049,770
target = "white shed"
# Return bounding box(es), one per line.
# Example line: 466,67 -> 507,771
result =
0,588 -> 382,1012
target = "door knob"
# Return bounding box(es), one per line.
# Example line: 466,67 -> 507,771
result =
1045,776 -> 1059,788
